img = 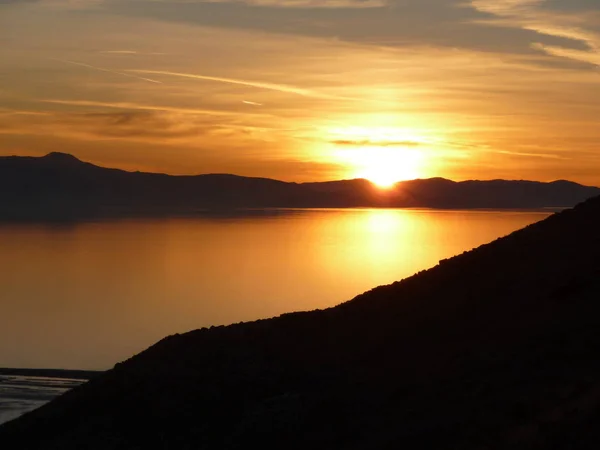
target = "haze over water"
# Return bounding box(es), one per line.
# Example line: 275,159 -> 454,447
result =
0,208 -> 550,370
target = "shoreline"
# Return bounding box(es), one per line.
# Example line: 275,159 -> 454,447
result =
0,368 -> 102,381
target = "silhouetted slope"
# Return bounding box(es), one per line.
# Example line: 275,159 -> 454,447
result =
2,196 -> 600,449
0,153 -> 598,219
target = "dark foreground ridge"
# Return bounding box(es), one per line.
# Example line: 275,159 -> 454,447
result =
1,152 -> 599,219
2,196 -> 600,449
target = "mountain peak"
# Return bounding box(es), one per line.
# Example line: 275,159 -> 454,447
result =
42,152 -> 82,164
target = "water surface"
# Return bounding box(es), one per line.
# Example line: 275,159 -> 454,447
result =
0,208 -> 550,370
0,375 -> 84,425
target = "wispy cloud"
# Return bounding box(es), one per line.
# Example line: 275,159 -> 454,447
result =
531,42 -> 600,66
50,59 -> 163,84
127,69 -> 344,99
496,149 -> 568,159
0,108 -> 52,117
99,50 -> 167,56
331,139 -> 423,147
1,0 -> 387,10
41,99 -> 265,117
200,0 -> 387,8
99,50 -> 139,55
0,0 -> 36,4
0,107 -> 265,143
470,0 -> 600,66
0,0 -> 105,10
119,0 -> 387,8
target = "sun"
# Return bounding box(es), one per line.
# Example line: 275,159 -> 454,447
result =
356,147 -> 423,187
334,145 -> 425,188
326,125 -> 427,187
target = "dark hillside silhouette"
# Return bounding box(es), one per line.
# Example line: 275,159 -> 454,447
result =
1,153 -> 598,219
2,195 -> 600,449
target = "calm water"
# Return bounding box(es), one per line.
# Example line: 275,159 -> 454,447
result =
0,208 -> 550,370
0,375 -> 84,425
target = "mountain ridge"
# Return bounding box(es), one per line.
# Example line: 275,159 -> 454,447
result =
1,153 -> 598,219
4,152 -> 594,186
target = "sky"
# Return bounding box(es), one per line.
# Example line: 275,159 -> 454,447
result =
0,0 -> 599,185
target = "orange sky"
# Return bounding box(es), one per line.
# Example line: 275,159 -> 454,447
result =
1,0 -> 599,185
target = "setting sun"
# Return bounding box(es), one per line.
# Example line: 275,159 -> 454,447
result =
326,125 -> 427,186
355,147 -> 424,187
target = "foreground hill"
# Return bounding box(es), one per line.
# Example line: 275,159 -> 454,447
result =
2,195 -> 600,448
1,152 -> 598,219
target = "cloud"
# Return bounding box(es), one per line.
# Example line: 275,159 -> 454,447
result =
50,59 -> 163,84
196,0 -> 386,8
99,50 -> 168,55
100,50 -> 139,55
127,69 -> 345,99
0,110 -> 199,141
0,108 -> 52,117
41,99 -> 266,117
331,139 -> 423,147
98,0 -> 596,59
532,42 -> 600,66
242,100 -> 263,106
0,0 -> 105,9
1,0 -> 387,9
0,96 -> 287,149
495,149 -> 568,159
0,0 -> 387,9
80,111 -> 206,139
470,0 -> 600,65
0,105 -> 273,144
124,0 -> 387,8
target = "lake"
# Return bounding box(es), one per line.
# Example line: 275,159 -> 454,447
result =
0,374 -> 85,425
0,208 -> 551,370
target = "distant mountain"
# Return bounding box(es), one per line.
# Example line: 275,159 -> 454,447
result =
0,152 -> 598,219
2,186 -> 600,448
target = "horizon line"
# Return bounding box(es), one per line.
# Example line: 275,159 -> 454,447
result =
1,151 -> 593,188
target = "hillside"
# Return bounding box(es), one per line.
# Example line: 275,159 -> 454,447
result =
0,152 -> 598,219
1,194 -> 600,448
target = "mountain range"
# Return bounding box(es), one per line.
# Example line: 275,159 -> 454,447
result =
1,152 -> 599,219
1,180 -> 600,449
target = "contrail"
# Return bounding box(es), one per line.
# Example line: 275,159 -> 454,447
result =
496,150 -> 566,160
242,100 -> 263,106
50,59 -> 163,84
99,50 -> 139,55
127,69 -> 343,99
41,99 -> 266,117
99,50 -> 167,56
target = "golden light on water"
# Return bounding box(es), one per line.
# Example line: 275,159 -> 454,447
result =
0,210 -> 549,369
